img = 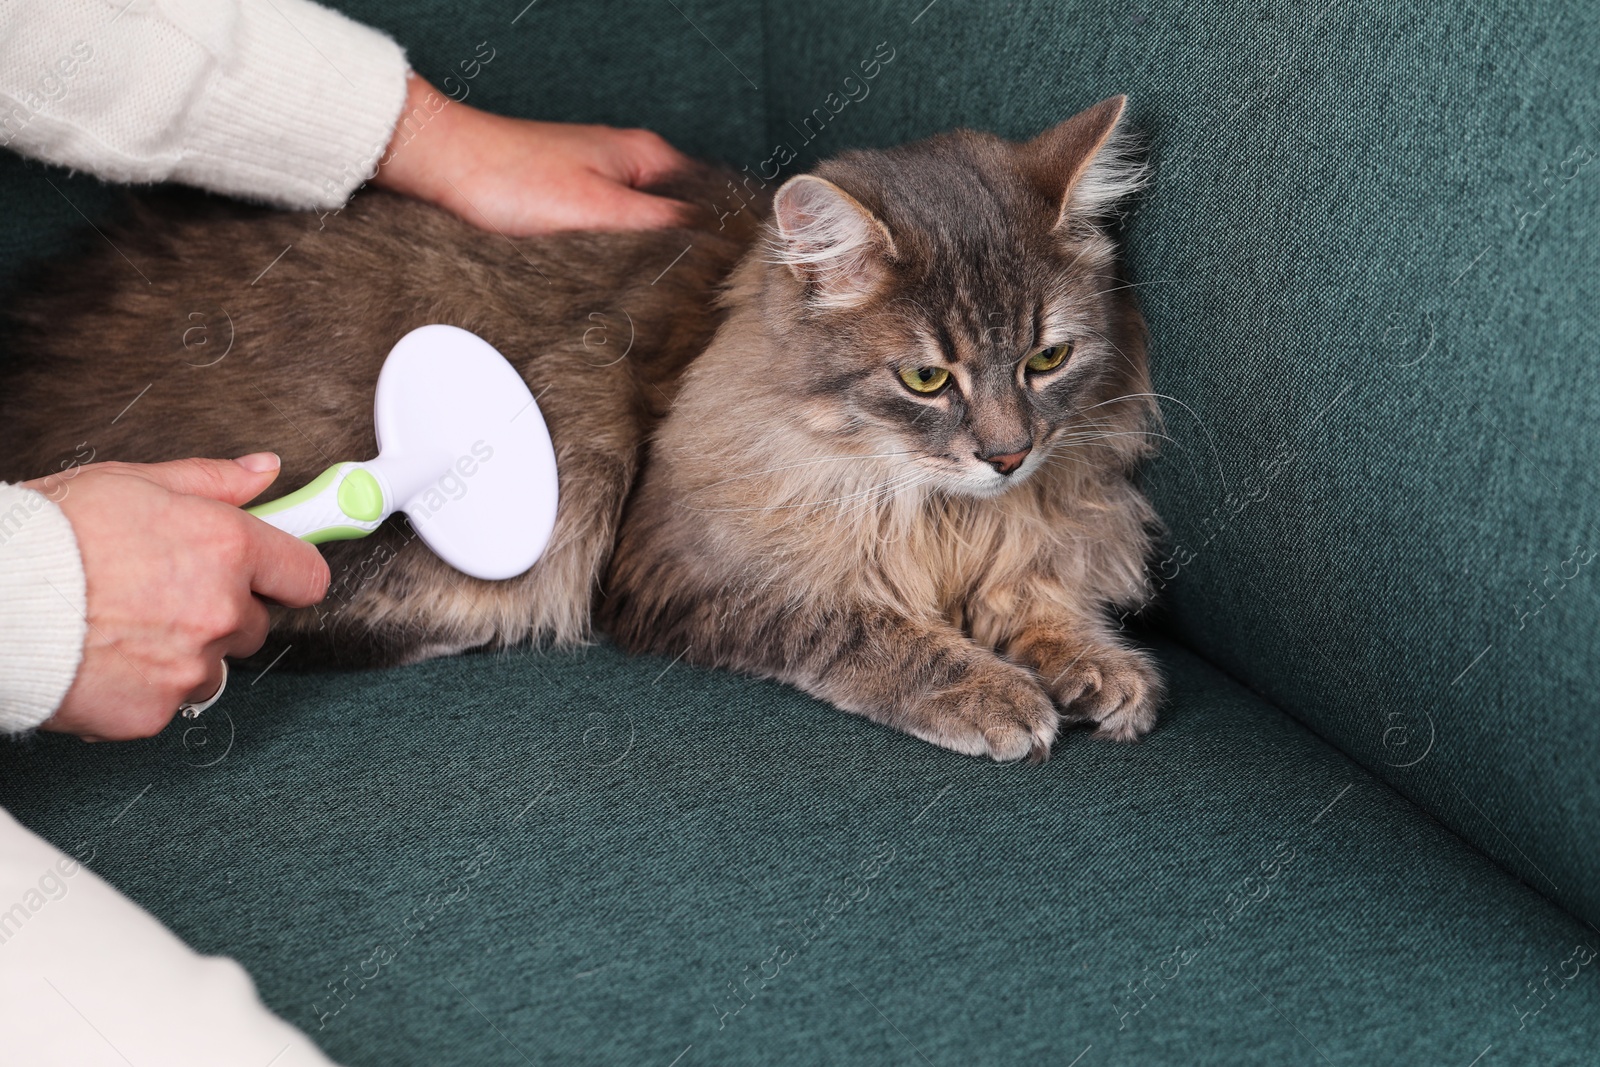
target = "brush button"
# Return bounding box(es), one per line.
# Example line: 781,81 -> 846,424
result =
336,468 -> 385,523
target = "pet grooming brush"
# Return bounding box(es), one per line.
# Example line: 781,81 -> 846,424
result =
247,324 -> 558,581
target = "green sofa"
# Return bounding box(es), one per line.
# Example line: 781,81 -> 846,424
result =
3,1 -> 1596,1063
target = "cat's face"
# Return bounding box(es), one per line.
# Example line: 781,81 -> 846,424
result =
762,98 -> 1152,499
818,237 -> 1131,500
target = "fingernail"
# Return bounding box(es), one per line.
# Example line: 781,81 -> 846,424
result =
235,452 -> 280,473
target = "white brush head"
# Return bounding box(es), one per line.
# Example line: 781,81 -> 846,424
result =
366,325 -> 558,581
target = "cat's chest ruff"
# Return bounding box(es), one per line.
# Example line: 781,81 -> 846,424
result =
906,486 -> 1064,597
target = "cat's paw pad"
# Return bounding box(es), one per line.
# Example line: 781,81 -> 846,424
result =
1048,645 -> 1162,742
912,665 -> 1058,763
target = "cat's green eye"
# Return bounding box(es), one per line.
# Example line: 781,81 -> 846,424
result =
1026,342 -> 1073,374
898,365 -> 951,394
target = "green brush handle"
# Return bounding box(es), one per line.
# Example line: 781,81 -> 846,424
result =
247,462 -> 391,544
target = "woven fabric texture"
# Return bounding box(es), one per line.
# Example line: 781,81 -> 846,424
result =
2,641 -> 1596,1065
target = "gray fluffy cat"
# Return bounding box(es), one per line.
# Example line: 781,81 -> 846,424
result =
0,96 -> 1162,761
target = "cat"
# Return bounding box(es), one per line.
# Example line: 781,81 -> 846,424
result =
0,96 -> 1162,761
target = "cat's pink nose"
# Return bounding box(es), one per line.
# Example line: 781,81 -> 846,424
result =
979,446 -> 1031,475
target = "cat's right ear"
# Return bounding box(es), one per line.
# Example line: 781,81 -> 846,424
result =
770,175 -> 897,309
1022,95 -> 1145,227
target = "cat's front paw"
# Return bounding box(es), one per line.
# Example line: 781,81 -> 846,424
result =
1046,643 -> 1162,742
908,661 -> 1059,763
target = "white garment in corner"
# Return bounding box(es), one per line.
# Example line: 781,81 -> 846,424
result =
0,806 -> 341,1065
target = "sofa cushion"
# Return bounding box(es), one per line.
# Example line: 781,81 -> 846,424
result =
760,0 -> 1600,928
1,641 -> 1594,1065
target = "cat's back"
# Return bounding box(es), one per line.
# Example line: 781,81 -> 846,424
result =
0,169 -> 762,483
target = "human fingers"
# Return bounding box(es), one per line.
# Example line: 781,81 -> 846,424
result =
238,513 -> 332,608
106,453 -> 284,507
573,177 -> 695,231
606,127 -> 695,188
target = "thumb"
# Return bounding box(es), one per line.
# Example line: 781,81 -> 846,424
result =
130,453 -> 283,506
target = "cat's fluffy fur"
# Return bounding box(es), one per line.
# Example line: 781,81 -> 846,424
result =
0,96 -> 1161,761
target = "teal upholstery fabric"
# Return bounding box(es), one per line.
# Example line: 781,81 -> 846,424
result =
337,0 -> 765,163
2,642 -> 1596,1065
3,1 -> 1597,1063
762,0 -> 1600,926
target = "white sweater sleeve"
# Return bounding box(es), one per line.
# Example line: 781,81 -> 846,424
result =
0,0 -> 409,210
0,485 -> 88,735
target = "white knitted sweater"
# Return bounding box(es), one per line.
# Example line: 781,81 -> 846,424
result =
0,0 -> 408,733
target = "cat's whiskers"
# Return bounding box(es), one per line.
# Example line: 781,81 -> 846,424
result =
1055,414 -> 1161,433
675,459 -> 921,514
1089,275 -> 1181,298
1042,451 -> 1115,477
795,452 -> 936,530
830,465 -> 935,523
692,449 -> 918,493
1053,429 -> 1175,447
1074,322 -> 1144,379
1030,431 -> 1120,483
1079,390 -> 1228,491
853,471 -> 945,545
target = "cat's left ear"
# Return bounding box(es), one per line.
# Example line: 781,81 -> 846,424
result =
1022,95 -> 1142,227
771,175 -> 897,309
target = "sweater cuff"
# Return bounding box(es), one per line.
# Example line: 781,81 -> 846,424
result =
0,485 -> 87,735
172,0 -> 409,211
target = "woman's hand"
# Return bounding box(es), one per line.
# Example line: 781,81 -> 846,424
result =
26,455 -> 330,742
373,72 -> 695,235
